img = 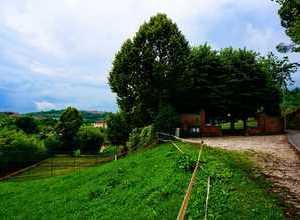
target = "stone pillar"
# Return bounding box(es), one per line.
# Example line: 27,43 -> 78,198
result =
200,111 -> 206,132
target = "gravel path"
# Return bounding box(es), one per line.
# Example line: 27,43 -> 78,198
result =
185,135 -> 300,217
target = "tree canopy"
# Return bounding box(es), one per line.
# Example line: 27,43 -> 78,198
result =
109,13 -> 298,132
274,0 -> 300,52
109,13 -> 190,128
15,116 -> 38,134
55,107 -> 83,151
106,112 -> 129,146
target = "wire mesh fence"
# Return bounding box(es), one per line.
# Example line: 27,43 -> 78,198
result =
0,150 -> 126,181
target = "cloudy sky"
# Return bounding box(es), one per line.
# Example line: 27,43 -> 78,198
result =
0,0 -> 299,113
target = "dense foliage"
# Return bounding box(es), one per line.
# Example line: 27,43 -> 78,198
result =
0,107 -> 108,176
25,110 -> 110,123
77,126 -> 104,153
109,13 -> 297,133
126,125 -> 157,151
0,128 -> 47,175
153,105 -> 180,134
259,52 -> 299,91
44,133 -> 61,153
109,13 -> 190,128
281,88 -> 300,115
55,107 -> 83,151
15,116 -> 38,134
106,112 -> 129,146
0,114 -> 15,128
274,0 -> 300,52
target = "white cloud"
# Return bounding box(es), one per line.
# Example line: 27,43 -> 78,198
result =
244,23 -> 287,55
35,101 -> 57,111
0,0 -> 297,112
0,0 -> 274,59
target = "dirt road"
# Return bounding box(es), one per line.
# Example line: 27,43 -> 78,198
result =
186,135 -> 300,217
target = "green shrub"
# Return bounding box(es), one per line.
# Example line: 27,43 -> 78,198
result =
77,126 -> 104,154
73,149 -> 81,157
126,125 -> 157,151
15,116 -> 38,134
44,133 -> 61,153
106,112 -> 130,145
0,114 -> 15,129
126,128 -> 142,151
154,105 -> 180,134
176,153 -> 197,172
0,128 -> 47,174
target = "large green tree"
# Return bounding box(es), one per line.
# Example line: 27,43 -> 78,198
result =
281,87 -> 300,115
109,13 -> 190,128
274,0 -> 300,52
106,112 -> 129,146
219,48 -> 280,129
182,44 -> 227,116
259,52 -> 299,91
55,107 -> 83,151
15,116 -> 38,134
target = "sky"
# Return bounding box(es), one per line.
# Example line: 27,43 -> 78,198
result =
0,0 -> 299,113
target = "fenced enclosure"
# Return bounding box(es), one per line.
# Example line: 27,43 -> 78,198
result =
0,148 -> 123,181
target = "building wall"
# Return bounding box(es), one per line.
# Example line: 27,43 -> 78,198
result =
180,111 -> 222,137
247,113 -> 284,135
181,111 -> 283,137
93,121 -> 107,128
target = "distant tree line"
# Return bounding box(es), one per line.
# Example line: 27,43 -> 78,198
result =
25,109 -> 111,124
0,107 -> 107,175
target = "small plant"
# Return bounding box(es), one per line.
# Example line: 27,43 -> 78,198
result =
73,149 -> 81,157
176,153 -> 197,172
126,125 -> 157,151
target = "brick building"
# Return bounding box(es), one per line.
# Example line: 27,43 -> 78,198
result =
180,111 -> 284,137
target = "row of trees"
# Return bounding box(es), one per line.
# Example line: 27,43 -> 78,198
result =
0,108 -> 106,175
1,107 -> 105,154
109,13 -> 298,133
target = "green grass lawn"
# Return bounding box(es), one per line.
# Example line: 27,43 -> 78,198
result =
0,143 -> 285,219
221,118 -> 258,130
8,146 -> 119,181
6,146 -> 119,181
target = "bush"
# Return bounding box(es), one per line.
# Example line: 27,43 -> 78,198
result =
126,125 -> 157,151
126,128 -> 142,151
0,114 -> 15,129
0,128 -> 47,174
73,149 -> 81,157
77,126 -> 104,154
154,105 -> 180,135
176,153 -> 197,172
106,112 -> 130,145
44,133 -> 61,153
15,116 -> 38,134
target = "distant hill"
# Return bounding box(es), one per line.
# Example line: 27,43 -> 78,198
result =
24,110 -> 111,123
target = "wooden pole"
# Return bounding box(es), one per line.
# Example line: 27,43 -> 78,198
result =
204,176 -> 211,220
176,147 -> 203,220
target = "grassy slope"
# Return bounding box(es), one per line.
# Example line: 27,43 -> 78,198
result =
0,143 -> 285,220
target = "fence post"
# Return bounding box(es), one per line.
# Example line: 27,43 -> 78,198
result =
51,156 -> 54,177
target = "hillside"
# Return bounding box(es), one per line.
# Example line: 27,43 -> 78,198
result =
0,143 -> 285,219
24,110 -> 111,123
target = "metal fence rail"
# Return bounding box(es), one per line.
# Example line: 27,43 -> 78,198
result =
0,151 -> 127,181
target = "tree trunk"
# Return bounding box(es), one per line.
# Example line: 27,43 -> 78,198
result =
243,118 -> 247,130
230,117 -> 235,130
